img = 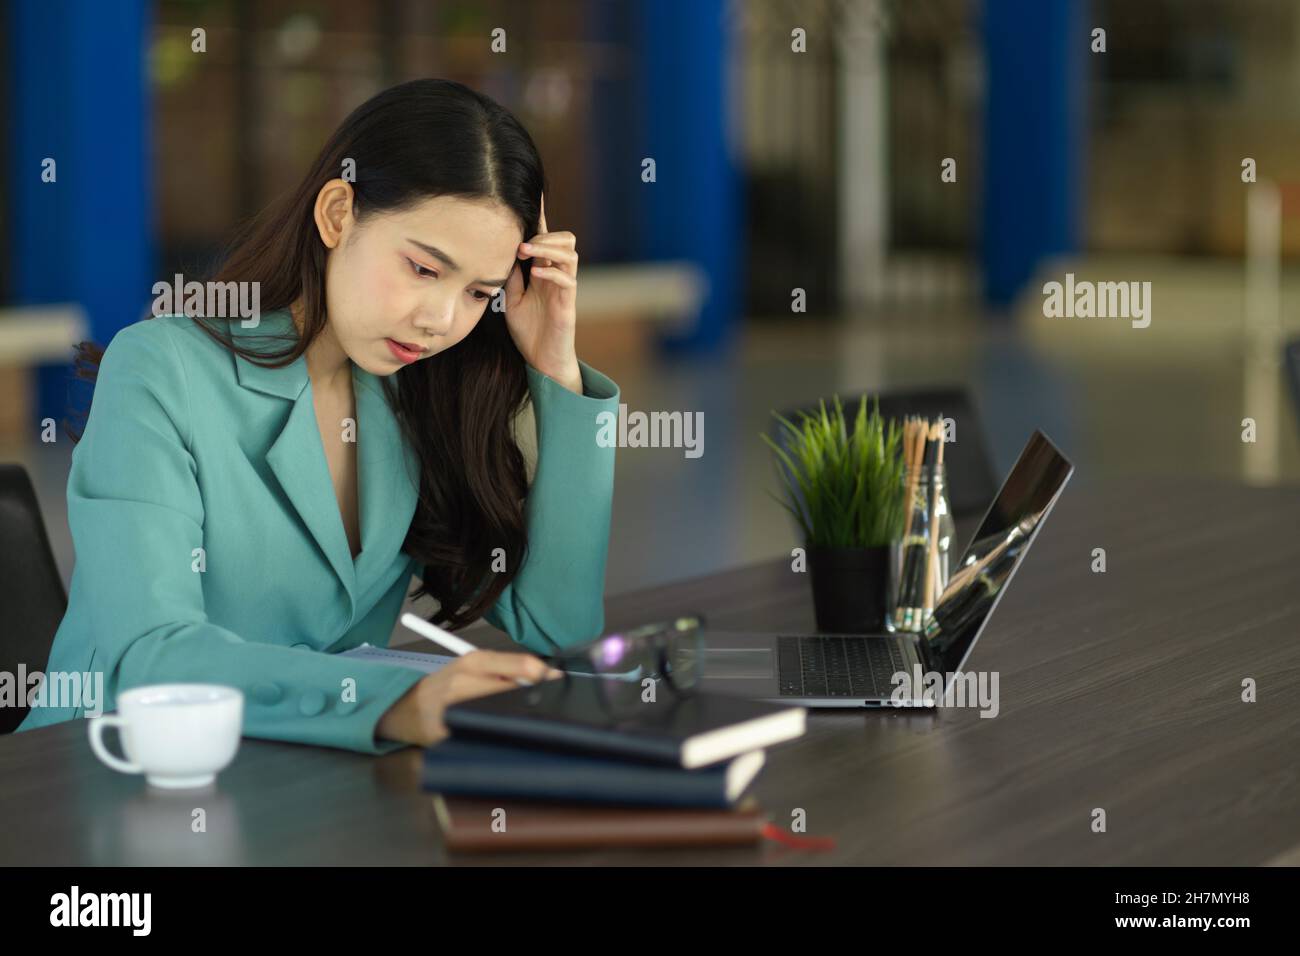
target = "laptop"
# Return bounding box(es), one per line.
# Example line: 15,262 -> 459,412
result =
697,430 -> 1074,707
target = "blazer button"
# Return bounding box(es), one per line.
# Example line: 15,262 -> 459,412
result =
291,642 -> 312,651
298,689 -> 327,717
252,682 -> 284,705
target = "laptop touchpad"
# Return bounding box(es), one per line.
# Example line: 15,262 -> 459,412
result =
701,648 -> 774,679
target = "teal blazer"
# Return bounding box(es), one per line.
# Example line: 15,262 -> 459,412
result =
17,310 -> 620,753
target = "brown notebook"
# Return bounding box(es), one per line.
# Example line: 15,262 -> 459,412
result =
432,794 -> 768,853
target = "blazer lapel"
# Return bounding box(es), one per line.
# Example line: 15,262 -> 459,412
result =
228,310 -> 420,610
231,312 -> 358,615
352,365 -> 419,591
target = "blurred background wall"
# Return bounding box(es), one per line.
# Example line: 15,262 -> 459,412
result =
4,0 -> 1299,597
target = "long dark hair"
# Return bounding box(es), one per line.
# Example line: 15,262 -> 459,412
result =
72,78 -> 546,629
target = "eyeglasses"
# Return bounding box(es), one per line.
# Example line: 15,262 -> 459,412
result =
548,613 -> 708,698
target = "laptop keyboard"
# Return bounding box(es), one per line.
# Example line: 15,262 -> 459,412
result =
777,635 -> 910,698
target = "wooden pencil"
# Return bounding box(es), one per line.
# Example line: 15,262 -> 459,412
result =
925,419 -> 943,612
933,420 -> 946,605
907,419 -> 936,614
895,418 -> 923,624
899,417 -> 923,546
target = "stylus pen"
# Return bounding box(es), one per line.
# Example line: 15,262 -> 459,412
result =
399,612 -> 535,687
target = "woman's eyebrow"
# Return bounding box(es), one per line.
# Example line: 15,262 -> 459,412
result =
406,239 -> 509,287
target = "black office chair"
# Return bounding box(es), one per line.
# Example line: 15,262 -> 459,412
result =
771,386 -> 998,521
0,464 -> 67,733
1285,338 -> 1300,436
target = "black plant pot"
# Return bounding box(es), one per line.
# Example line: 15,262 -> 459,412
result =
807,544 -> 891,634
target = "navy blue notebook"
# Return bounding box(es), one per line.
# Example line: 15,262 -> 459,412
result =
444,676 -> 806,768
421,737 -> 767,809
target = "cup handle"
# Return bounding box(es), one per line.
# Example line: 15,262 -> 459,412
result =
88,715 -> 143,774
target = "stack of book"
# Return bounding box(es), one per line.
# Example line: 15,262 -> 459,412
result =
423,675 -> 807,853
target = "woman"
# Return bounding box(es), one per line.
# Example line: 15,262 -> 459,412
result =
17,78 -> 620,753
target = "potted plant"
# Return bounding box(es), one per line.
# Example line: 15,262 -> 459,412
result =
762,395 -> 907,633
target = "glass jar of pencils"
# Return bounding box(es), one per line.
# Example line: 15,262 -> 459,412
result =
888,463 -> 955,633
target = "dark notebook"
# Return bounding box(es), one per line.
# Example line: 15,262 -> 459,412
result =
422,737 -> 767,808
432,795 -> 768,852
444,675 -> 806,769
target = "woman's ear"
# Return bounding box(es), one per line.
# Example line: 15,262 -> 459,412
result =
312,178 -> 356,249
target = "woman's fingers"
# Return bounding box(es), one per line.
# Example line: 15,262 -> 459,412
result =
520,238 -> 577,277
521,231 -> 575,263
521,241 -> 577,269
526,231 -> 576,249
528,266 -> 576,289
459,649 -> 562,684
440,673 -> 523,708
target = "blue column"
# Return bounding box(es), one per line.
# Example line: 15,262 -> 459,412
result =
585,0 -> 637,263
981,0 -> 1088,309
7,0 -> 153,426
635,0 -> 742,354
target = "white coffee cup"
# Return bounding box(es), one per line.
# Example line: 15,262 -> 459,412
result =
88,684 -> 244,788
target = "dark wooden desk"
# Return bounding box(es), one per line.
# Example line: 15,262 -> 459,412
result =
3,477 -> 1299,865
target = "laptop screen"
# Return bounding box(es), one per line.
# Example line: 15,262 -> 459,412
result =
921,430 -> 1073,675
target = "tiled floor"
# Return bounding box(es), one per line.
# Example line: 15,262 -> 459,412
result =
11,300 -> 1300,603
